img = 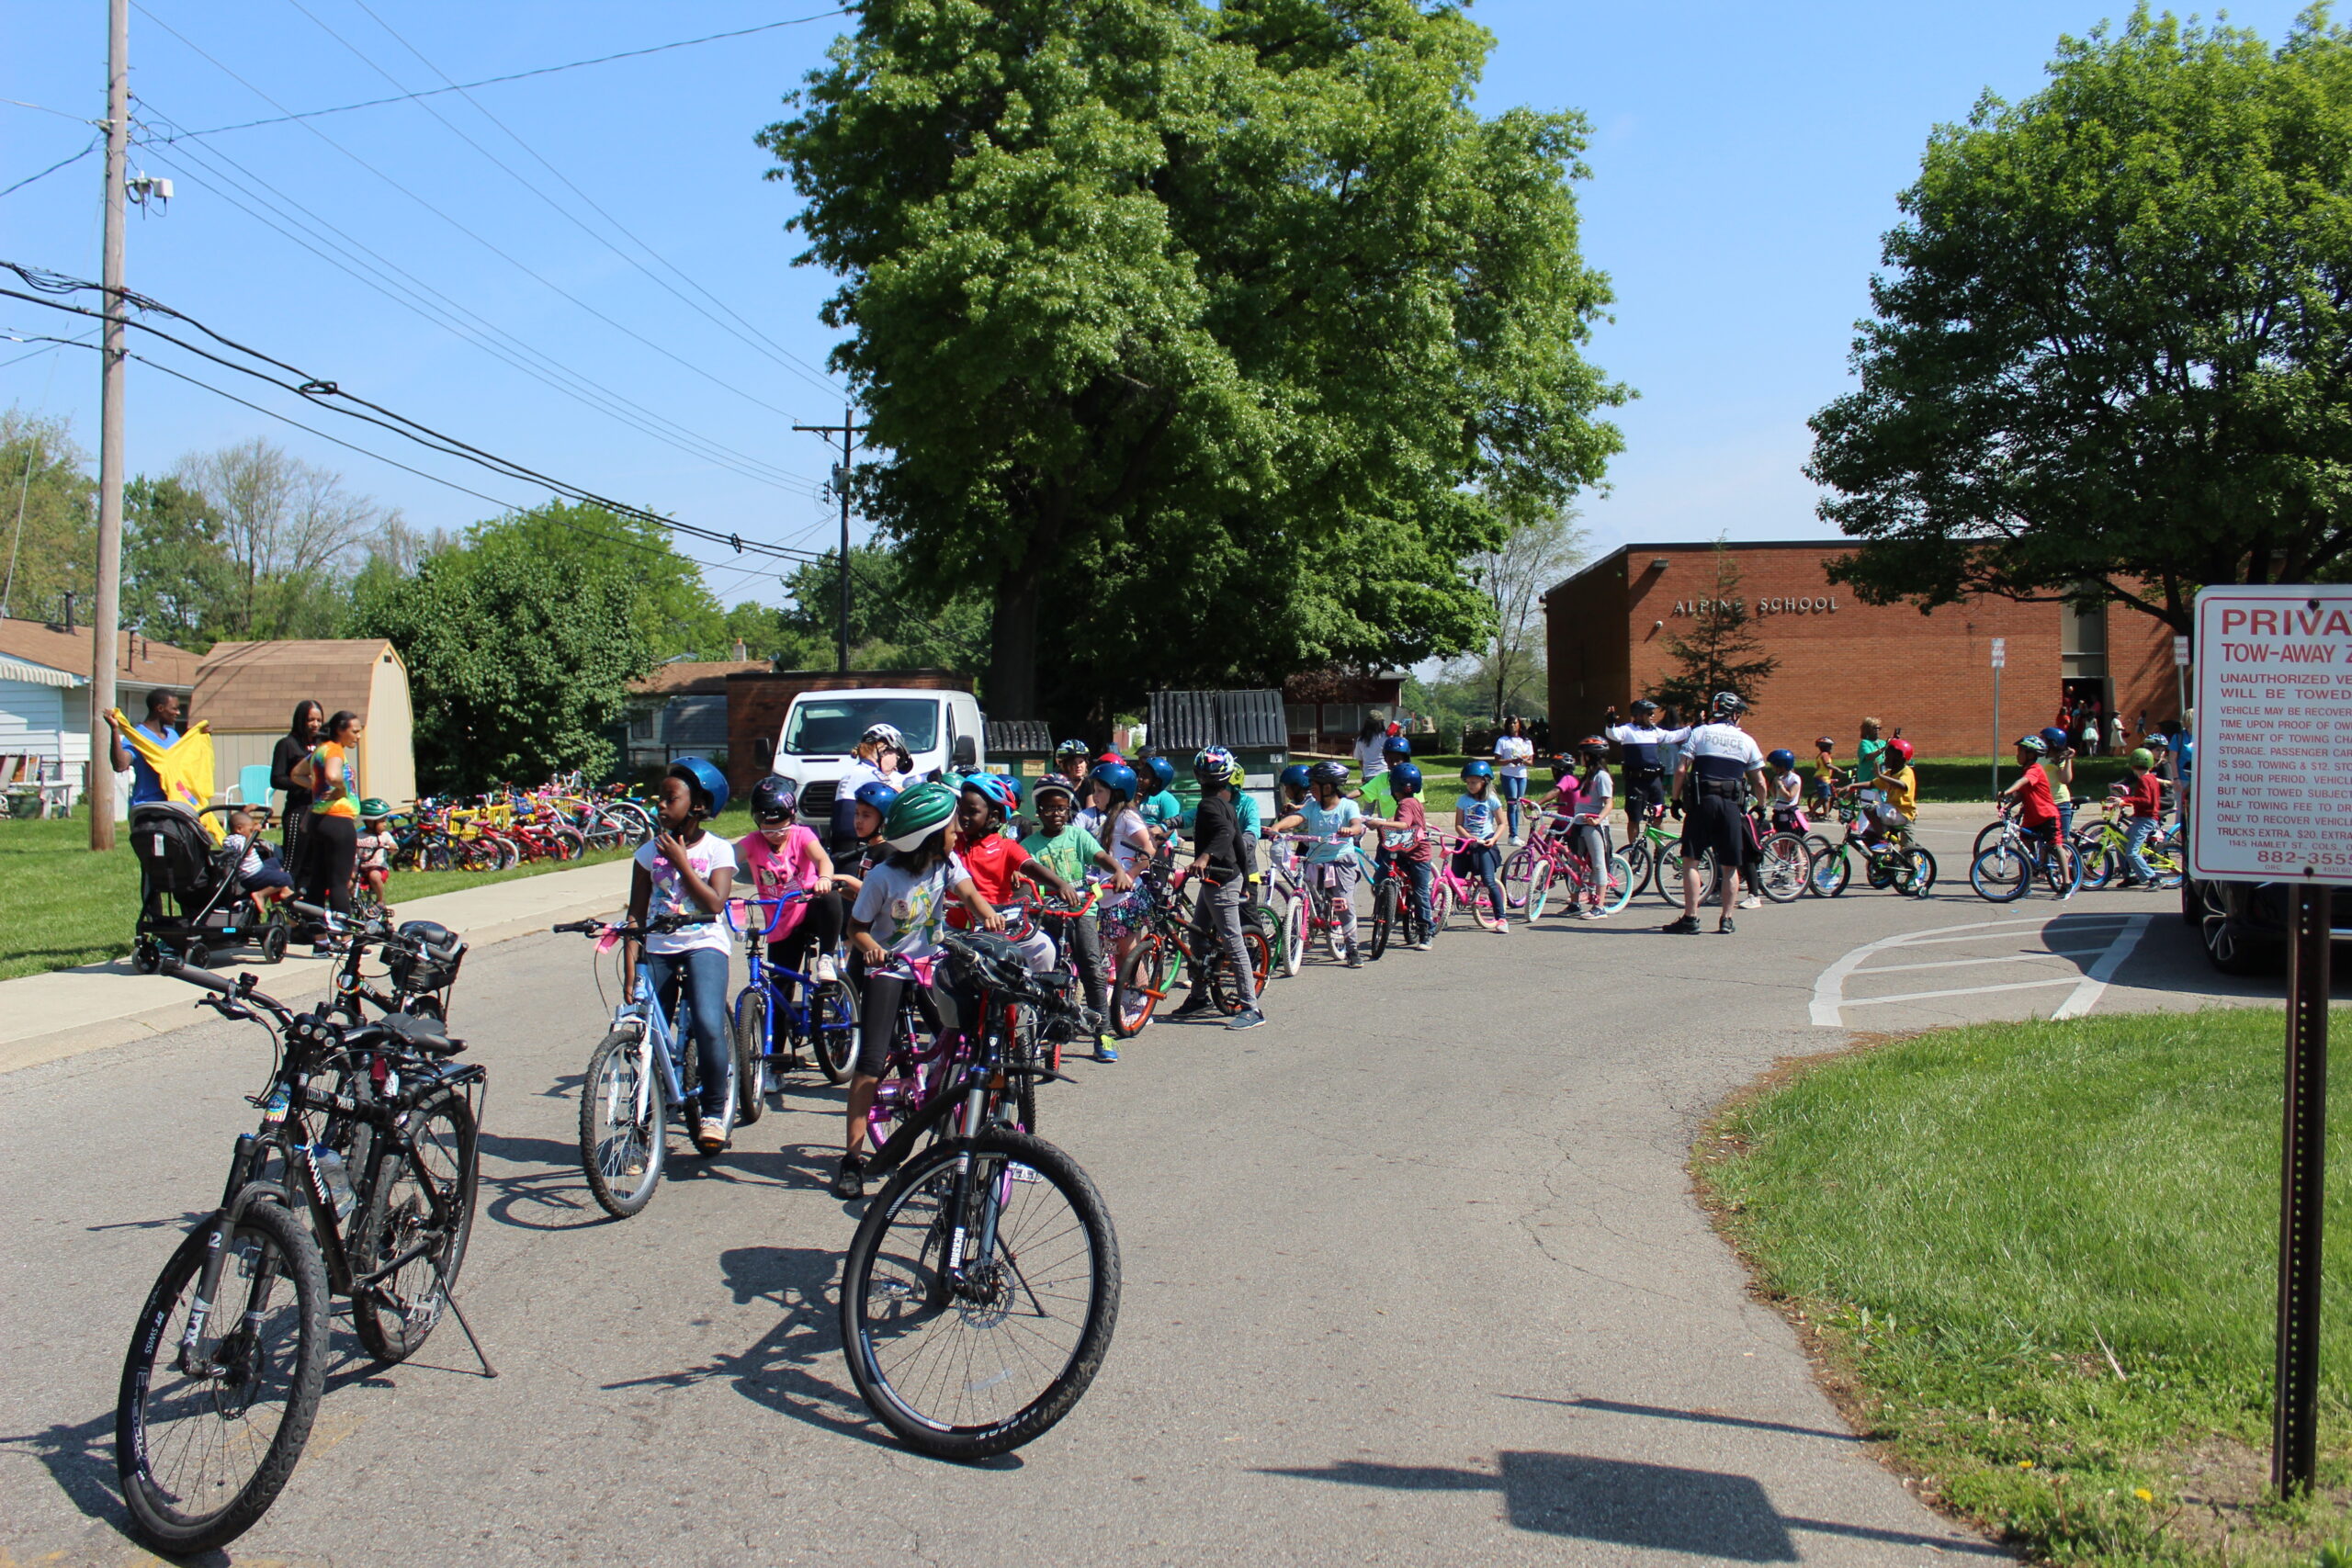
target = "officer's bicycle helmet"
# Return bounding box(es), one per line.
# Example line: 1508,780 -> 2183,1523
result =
1629,698 -> 1659,718
1710,691 -> 1747,720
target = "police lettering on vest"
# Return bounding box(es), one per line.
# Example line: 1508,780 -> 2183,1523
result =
1680,722 -> 1764,802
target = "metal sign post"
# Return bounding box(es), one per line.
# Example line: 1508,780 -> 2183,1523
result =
1989,638 -> 2006,799
2190,585 -> 2352,1496
2175,633 -> 2192,726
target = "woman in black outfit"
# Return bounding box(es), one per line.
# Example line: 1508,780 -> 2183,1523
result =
271,701 -> 322,889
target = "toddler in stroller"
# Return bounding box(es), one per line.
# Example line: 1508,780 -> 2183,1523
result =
130,801 -> 291,972
223,808 -> 293,919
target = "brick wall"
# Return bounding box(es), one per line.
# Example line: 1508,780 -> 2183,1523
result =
724,669 -> 972,800
1544,543 -> 2179,761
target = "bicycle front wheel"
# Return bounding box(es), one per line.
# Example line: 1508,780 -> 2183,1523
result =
1110,935 -> 1166,1039
579,1026 -> 665,1219
1599,852 -> 1635,914
1756,832 -> 1809,904
117,1201 -> 328,1555
1810,845 -> 1852,897
1282,896 -> 1305,977
1525,860 -> 1555,922
841,1129 -> 1121,1460
732,987 -> 769,1126
1971,845 -> 2030,901
813,977 -> 859,1085
352,1087 -> 479,1362
1369,881 -> 1396,959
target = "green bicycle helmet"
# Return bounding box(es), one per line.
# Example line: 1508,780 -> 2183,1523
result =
881,780 -> 958,852
357,797 -> 391,820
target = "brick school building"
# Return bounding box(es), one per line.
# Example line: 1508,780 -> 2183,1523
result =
1541,541 -> 2185,761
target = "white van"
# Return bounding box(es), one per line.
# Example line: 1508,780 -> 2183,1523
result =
768,687 -> 987,831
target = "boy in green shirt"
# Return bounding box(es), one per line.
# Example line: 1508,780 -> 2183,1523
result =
1019,774 -> 1128,1055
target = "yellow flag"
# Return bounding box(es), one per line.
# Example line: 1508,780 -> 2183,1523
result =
110,712 -> 221,840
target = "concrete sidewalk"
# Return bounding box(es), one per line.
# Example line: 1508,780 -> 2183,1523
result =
0,858 -> 634,1077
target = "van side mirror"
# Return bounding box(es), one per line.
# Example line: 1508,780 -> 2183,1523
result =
755,738 -> 774,764
951,735 -> 978,769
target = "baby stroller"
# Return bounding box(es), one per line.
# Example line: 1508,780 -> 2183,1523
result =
130,801 -> 290,971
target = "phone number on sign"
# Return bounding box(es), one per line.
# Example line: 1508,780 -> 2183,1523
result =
2253,846 -> 2352,867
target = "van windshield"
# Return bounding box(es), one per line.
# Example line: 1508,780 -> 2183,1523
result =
780,696 -> 942,756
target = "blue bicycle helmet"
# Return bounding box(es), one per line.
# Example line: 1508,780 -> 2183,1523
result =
1382,734 -> 1412,761
2038,725 -> 2072,754
1279,762 -> 1312,795
666,756 -> 729,818
1143,754 -> 1176,794
999,773 -> 1024,808
1193,745 -> 1237,783
960,773 -> 1018,815
1093,761 -> 1138,803
1389,761 -> 1423,795
1766,748 -> 1796,772
1461,758 -> 1494,780
853,779 -> 900,815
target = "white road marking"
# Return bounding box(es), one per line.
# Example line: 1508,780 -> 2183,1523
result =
2051,914 -> 2154,1021
1810,913 -> 2155,1028
1861,950 -> 2117,976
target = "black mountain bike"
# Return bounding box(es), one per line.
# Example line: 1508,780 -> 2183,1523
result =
114,962 -> 491,1555
843,930 -> 1120,1460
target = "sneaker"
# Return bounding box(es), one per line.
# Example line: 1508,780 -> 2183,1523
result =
1169,994 -> 1214,1019
815,953 -> 839,983
1718,916 -> 1737,934
695,1116 -> 728,1154
1492,919 -> 1511,935
830,1154 -> 865,1200
1582,905 -> 1605,920
1408,939 -> 1431,951
311,940 -> 344,958
1661,915 -> 1702,935
1094,1037 -> 1120,1063
1344,949 -> 1363,969
1738,895 -> 1764,910
1227,1008 -> 1266,1031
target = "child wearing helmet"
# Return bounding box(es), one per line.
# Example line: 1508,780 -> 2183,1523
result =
2035,726 -> 2077,833
1998,736 -> 2072,886
1087,761 -> 1159,969
1021,773 -> 1129,1056
355,800 -> 397,919
1564,741 -> 1616,919
1170,747 -> 1265,1028
1360,760 -> 1435,948
1272,761 -> 1369,964
950,773 -> 1073,972
1136,752 -> 1184,842
628,759 -> 739,1156
839,782 -> 1003,1197
2117,746 -> 2165,885
1764,750 -> 1804,830
1452,760 -> 1510,933
833,781 -> 899,892
1810,737 -> 1840,811
739,774 -> 849,991
1864,738 -> 1917,843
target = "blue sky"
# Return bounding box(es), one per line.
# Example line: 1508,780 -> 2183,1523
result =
2,1 -> 2317,604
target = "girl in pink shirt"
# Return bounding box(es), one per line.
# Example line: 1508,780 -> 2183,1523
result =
738,776 -> 849,984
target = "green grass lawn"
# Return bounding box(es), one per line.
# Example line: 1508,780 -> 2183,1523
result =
0,807 -> 756,981
1701,1009 -> 2352,1566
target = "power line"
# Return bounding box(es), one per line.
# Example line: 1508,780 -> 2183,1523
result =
1,136 -> 103,200
150,10 -> 851,141
321,0 -> 843,399
127,107 -> 824,498
130,3 -> 823,428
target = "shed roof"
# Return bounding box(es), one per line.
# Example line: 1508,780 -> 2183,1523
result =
1148,690 -> 1287,750
629,659 -> 767,697
193,639 -> 405,732
0,616 -> 200,689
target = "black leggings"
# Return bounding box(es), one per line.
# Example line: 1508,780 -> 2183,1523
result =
303,814 -> 358,919
855,972 -> 969,1078
770,890 -> 845,979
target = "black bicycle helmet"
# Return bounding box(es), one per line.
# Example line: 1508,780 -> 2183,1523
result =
749,773 -> 797,821
1629,698 -> 1658,718
1307,761 -> 1349,788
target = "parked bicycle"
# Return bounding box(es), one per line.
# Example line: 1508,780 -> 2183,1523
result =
115,962 -> 488,1555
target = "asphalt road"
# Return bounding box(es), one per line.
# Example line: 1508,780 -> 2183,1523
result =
0,867 -> 2252,1566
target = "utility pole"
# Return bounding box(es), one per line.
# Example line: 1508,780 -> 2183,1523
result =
89,0 -> 130,852
792,403 -> 865,674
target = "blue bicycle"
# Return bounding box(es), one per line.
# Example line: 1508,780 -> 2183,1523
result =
729,893 -> 860,1116
556,913 -> 736,1220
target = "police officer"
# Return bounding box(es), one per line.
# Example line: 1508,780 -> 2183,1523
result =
1662,692 -> 1769,936
1603,699 -> 1677,840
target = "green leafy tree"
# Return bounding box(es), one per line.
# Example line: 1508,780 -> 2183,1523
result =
1809,7 -> 2352,632
350,538 -> 651,790
1655,543 -> 1778,716
459,501 -> 727,660
120,476 -> 238,650
0,408 -> 96,624
760,0 -> 1623,719
774,544 -> 988,672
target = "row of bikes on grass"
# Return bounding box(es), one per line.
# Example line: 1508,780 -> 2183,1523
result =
381,775 -> 658,874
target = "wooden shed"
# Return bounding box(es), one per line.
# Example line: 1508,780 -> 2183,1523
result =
193,639 -> 417,807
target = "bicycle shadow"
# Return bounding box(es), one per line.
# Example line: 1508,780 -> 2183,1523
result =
474,1129 -> 606,1233
598,1244 -> 890,1449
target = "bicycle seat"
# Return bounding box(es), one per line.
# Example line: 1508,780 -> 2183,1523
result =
354,1009 -> 465,1058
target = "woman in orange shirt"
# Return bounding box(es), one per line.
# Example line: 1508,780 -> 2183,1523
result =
301,710 -> 365,952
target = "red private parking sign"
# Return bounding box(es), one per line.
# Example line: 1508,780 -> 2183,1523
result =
2192,585 -> 2352,886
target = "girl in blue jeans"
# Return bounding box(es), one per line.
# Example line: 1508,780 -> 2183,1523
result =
625,761 -> 738,1154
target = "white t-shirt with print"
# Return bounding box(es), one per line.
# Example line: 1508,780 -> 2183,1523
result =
1495,735 -> 1534,780
634,833 -> 739,954
852,854 -> 971,962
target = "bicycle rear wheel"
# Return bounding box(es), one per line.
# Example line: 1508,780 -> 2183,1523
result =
579,1026 -> 665,1219
1899,847 -> 1939,897
352,1088 -> 479,1362
1598,852 -> 1635,914
2043,841 -> 2086,898
1623,840 -> 1654,902
1500,847 -> 1535,915
1810,845 -> 1853,897
1110,935 -> 1166,1039
841,1129 -> 1120,1460
813,978 -> 859,1084
1369,880 -> 1396,959
1525,860 -> 1555,922
117,1201 -> 328,1555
